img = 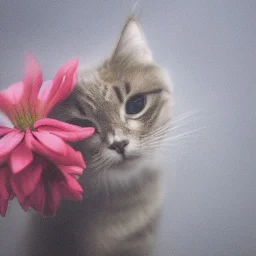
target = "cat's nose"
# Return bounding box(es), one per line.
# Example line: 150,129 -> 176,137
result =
108,140 -> 129,154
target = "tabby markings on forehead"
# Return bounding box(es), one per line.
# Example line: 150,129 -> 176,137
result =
102,86 -> 108,98
113,86 -> 124,103
125,82 -> 131,94
93,71 -> 112,89
77,89 -> 97,111
104,86 -> 113,102
76,101 -> 87,116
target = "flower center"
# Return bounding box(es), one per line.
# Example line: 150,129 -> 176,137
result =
13,111 -> 38,131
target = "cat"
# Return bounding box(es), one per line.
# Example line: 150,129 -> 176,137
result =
22,16 -> 172,256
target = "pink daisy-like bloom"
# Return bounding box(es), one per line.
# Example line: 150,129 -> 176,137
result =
0,55 -> 94,216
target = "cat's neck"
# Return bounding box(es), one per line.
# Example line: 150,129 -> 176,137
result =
79,162 -> 160,209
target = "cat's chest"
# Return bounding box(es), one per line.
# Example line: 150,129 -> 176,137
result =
78,179 -> 163,252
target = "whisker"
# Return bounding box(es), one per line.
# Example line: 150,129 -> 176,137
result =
164,127 -> 206,141
139,126 -> 206,152
90,153 -> 104,164
90,156 -> 109,171
169,118 -> 201,131
142,121 -> 171,137
140,123 -> 192,147
172,109 -> 202,124
148,125 -> 171,138
139,134 -> 167,148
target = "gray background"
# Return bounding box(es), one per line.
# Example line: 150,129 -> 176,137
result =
0,1 -> 255,256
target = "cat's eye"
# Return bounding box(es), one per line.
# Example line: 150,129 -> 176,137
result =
69,118 -> 99,133
125,94 -> 146,115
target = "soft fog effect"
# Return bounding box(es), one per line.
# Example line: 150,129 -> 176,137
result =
0,1 -> 255,256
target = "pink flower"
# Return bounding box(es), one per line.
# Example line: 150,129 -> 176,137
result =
0,55 -> 94,216
0,164 -> 11,216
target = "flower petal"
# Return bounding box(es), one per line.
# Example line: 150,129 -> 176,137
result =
41,58 -> 78,116
10,157 -> 43,202
0,156 -> 7,166
58,172 -> 83,201
0,167 -> 9,200
0,126 -> 16,137
43,129 -> 95,142
0,112 -> 14,129
52,58 -> 78,96
21,177 -> 61,217
36,80 -> 53,118
0,130 -> 24,157
9,140 -> 34,173
0,199 -> 8,216
32,131 -> 68,156
35,118 -> 88,132
23,54 -> 43,103
37,80 -> 53,102
9,191 -> 15,200
43,181 -> 61,217
25,129 -> 85,168
0,82 -> 24,120
57,164 -> 84,176
21,179 -> 45,213
35,118 -> 95,142
0,82 -> 24,105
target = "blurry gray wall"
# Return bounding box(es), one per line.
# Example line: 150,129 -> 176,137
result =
0,1 -> 255,256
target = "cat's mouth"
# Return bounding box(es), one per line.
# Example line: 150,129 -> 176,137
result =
122,154 -> 140,161
112,153 -> 141,168
88,149 -> 141,171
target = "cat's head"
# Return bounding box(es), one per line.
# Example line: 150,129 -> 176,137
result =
52,17 -> 172,173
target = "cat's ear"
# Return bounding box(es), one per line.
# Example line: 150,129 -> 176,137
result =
111,16 -> 153,64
